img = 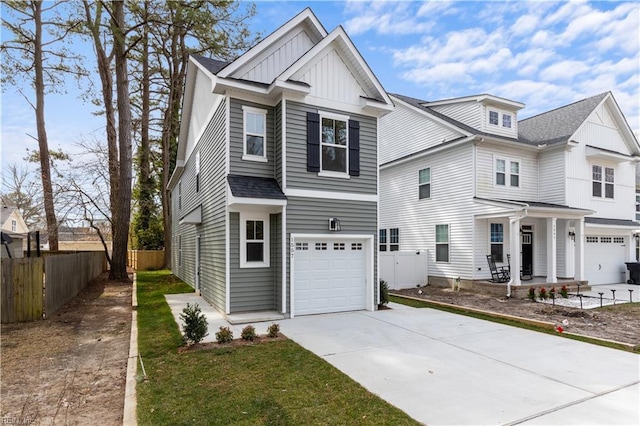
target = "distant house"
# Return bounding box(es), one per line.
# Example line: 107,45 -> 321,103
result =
168,8 -> 393,318
1,205 -> 29,258
379,92 -> 640,289
57,224 -> 112,252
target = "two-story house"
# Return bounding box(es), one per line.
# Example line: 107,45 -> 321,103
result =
379,92 -> 639,293
168,8 -> 393,318
1,205 -> 29,258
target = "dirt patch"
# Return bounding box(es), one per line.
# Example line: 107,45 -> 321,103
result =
1,272 -> 132,425
392,286 -> 640,348
178,334 -> 288,353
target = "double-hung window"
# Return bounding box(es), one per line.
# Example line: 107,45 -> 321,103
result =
490,223 -> 504,262
379,229 -> 387,252
419,168 -> 430,199
389,228 -> 399,251
435,224 -> 449,262
635,191 -> 640,221
321,115 -> 348,174
240,213 -> 270,268
495,158 -> 520,187
488,109 -> 513,129
592,165 -> 614,199
195,150 -> 201,192
243,106 -> 267,161
11,220 -> 16,232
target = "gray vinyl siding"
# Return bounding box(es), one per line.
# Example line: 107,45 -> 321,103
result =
229,212 -> 280,312
274,102 -> 283,187
285,196 -> 378,313
172,98 -> 228,313
229,98 -> 276,178
285,100 -> 377,194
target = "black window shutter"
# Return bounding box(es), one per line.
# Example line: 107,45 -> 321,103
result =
349,119 -> 360,177
307,112 -> 320,172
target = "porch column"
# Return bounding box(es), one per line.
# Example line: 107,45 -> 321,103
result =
574,218 -> 585,281
510,217 -> 521,286
546,217 -> 557,284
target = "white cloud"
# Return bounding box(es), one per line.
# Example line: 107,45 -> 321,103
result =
510,14 -> 539,37
342,1 -> 438,35
540,60 -> 590,82
402,63 -> 472,85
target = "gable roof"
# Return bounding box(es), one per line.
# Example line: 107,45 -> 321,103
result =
191,55 -> 229,75
518,92 -> 608,146
422,93 -> 524,110
1,206 -> 18,225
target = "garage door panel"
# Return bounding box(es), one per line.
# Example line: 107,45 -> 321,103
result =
585,236 -> 626,285
294,238 -> 367,315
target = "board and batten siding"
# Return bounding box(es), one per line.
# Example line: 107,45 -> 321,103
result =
538,149 -> 566,205
285,100 -> 377,194
185,68 -> 221,160
236,29 -> 315,84
285,196 -> 377,314
430,101 -> 482,130
173,98 -> 228,313
380,143 -> 476,280
379,99 -> 464,165
229,98 -> 276,179
229,212 -> 280,313
475,142 -> 539,201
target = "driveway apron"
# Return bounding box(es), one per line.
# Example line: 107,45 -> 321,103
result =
167,295 -> 639,425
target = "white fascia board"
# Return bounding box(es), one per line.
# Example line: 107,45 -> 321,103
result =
424,94 -> 525,110
167,164 -> 184,190
218,8 -> 327,79
175,59 -> 200,166
285,188 -> 376,203
585,146 -> 633,163
277,26 -> 393,108
212,77 -> 270,96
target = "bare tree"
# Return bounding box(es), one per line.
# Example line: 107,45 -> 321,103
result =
1,164 -> 44,229
1,0 -> 83,251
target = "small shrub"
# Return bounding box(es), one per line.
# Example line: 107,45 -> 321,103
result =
179,303 -> 208,345
549,287 -> 556,299
266,323 -> 280,338
215,326 -> 233,344
527,287 -> 536,301
379,280 -> 389,305
560,285 -> 569,298
538,287 -> 548,300
241,325 -> 257,341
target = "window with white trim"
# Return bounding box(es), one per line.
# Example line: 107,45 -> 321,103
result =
488,109 -> 513,129
178,235 -> 182,266
636,191 -> 640,221
379,229 -> 387,252
600,237 -> 612,243
390,228 -> 399,251
436,224 -> 449,262
240,213 -> 270,268
592,165 -> 614,199
613,237 -> 624,244
495,158 -> 520,187
243,106 -> 267,161
586,236 -> 598,243
178,180 -> 182,210
195,150 -> 201,192
419,167 -> 430,199
11,219 -> 16,232
351,243 -> 362,250
333,242 -> 345,251
490,223 -> 504,263
321,114 -> 348,174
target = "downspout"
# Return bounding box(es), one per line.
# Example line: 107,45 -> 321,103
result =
507,206 -> 528,298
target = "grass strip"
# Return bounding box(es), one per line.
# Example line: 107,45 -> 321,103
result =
390,294 -> 639,353
136,270 -> 419,425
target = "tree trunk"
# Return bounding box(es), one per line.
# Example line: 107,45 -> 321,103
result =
109,0 -> 133,280
33,0 -> 58,251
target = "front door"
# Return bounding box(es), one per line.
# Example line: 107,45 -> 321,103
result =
521,231 -> 533,276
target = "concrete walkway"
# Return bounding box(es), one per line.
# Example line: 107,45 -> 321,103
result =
166,294 -> 640,425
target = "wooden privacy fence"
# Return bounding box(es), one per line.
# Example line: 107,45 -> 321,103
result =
127,250 -> 165,271
1,257 -> 44,323
1,252 -> 106,323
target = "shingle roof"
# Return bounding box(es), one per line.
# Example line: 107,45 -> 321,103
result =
227,175 -> 286,200
191,55 -> 230,75
585,217 -> 640,228
518,92 -> 608,146
1,206 -> 17,224
390,93 -> 520,143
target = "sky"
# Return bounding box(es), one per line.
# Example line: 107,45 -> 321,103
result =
2,0 -> 639,176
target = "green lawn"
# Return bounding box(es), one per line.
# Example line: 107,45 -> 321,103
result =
136,271 -> 418,425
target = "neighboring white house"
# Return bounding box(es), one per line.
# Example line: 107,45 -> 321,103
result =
1,205 -> 29,258
379,92 -> 640,289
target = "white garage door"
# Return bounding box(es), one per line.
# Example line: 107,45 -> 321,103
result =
293,238 -> 367,316
584,236 -> 627,284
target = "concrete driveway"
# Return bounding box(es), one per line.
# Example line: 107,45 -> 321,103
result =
166,295 -> 639,425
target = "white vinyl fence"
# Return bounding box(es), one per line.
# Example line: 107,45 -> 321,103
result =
380,250 -> 428,290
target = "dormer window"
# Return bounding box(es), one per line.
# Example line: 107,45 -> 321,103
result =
488,109 -> 513,129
